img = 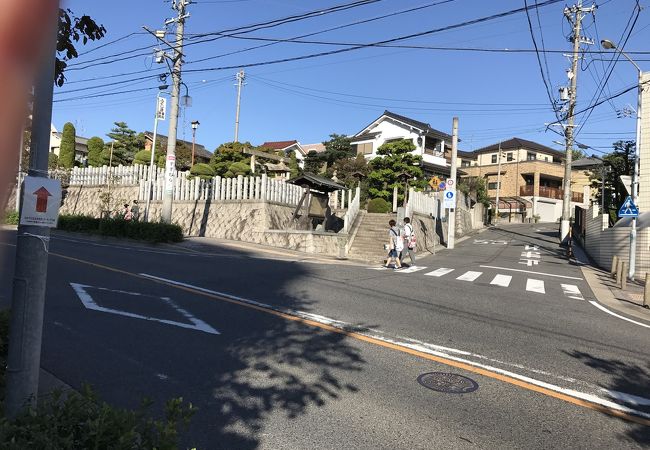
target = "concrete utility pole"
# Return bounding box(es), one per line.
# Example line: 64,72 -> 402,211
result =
494,141 -> 503,225
5,16 -> 58,418
447,117 -> 458,249
560,0 -> 595,243
161,0 -> 189,224
234,69 -> 245,142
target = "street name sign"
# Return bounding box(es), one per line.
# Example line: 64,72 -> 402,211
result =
20,176 -> 61,227
618,196 -> 639,218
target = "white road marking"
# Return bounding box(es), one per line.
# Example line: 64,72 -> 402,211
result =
138,273 -> 650,421
456,271 -> 482,282
561,284 -> 584,300
589,301 -> 650,329
525,244 -> 540,251
519,259 -> 540,267
490,274 -> 512,287
70,283 -> 220,335
603,389 -> 650,407
367,267 -> 390,271
526,279 -> 545,294
480,265 -> 582,280
521,251 -> 541,259
396,266 -> 427,274
425,268 -> 455,277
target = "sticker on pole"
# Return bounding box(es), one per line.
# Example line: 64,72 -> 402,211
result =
618,196 -> 639,218
20,176 -> 62,227
165,155 -> 176,194
444,190 -> 456,209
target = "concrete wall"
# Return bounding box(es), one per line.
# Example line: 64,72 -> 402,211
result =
583,205 -> 650,277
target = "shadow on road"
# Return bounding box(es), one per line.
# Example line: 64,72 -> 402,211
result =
564,350 -> 650,446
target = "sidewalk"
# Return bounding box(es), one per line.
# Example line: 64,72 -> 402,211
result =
573,243 -> 650,324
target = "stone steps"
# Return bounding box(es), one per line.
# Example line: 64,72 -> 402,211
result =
347,212 -> 397,262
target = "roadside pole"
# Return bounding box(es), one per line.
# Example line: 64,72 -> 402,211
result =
494,142 -> 502,225
5,17 -> 58,418
447,117 -> 458,249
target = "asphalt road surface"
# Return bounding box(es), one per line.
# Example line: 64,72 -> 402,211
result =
1,224 -> 649,449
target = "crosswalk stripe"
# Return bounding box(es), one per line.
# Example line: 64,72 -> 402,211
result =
490,274 -> 512,287
561,284 -> 584,300
526,279 -> 545,294
457,271 -> 482,282
425,268 -> 455,277
396,266 -> 427,274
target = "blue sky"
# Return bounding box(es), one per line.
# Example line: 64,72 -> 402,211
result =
54,0 -> 649,156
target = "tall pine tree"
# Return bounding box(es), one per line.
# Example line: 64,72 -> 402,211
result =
87,136 -> 104,167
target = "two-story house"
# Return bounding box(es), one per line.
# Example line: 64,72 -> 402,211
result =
350,110 -> 453,177
461,138 -> 590,223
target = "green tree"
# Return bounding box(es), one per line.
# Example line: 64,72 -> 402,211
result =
57,9 -> 106,86
175,141 -> 192,170
87,136 -> 104,167
289,152 -> 300,178
367,139 -> 424,204
59,122 -> 76,168
210,142 -> 253,177
100,142 -> 127,166
48,153 -> 59,171
572,148 -> 587,162
589,140 -> 635,215
133,149 -> 152,165
106,122 -> 144,164
458,176 -> 489,206
190,163 -> 215,179
303,151 -> 323,174
321,133 -> 354,167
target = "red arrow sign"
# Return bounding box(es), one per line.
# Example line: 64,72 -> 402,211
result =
33,187 -> 52,213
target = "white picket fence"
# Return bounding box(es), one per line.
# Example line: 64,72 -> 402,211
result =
343,186 -> 361,233
70,165 -> 155,186
407,189 -> 440,218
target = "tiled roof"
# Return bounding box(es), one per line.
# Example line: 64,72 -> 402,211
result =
260,140 -> 298,150
472,138 -> 564,159
144,131 -> 212,159
572,156 -> 603,168
355,110 -> 453,141
302,143 -> 326,153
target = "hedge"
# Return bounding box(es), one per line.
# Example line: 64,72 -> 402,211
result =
367,198 -> 391,213
57,215 -> 183,243
2,211 -> 18,225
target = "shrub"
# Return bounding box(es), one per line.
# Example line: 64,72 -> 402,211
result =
367,197 -> 391,213
133,149 -> 152,166
59,123 -> 76,169
3,211 -> 19,225
57,215 -> 183,243
189,163 -> 215,179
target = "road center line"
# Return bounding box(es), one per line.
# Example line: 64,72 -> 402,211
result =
48,252 -> 650,426
480,265 -> 583,280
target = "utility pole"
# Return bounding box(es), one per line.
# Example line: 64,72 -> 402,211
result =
5,15 -> 58,418
560,0 -> 595,243
494,142 -> 503,226
447,117 -> 458,249
161,0 -> 189,224
234,69 -> 245,142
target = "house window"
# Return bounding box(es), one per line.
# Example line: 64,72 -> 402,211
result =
488,182 -> 500,190
491,154 -> 498,164
507,152 -> 514,161
527,152 -> 536,161
461,160 -> 470,167
355,142 -> 373,155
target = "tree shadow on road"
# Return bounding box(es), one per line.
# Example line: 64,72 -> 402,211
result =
564,350 -> 650,446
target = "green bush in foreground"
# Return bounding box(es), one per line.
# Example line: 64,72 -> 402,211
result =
367,197 -> 391,213
57,215 -> 183,243
2,211 -> 19,225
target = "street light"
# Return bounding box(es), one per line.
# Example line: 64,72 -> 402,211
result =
191,120 -> 200,166
602,38 -> 643,280
144,84 -> 169,223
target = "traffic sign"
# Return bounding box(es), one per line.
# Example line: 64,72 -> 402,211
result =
439,182 -> 446,190
443,189 -> 456,209
428,176 -> 441,190
618,196 -> 639,218
446,178 -> 454,189
20,176 -> 61,227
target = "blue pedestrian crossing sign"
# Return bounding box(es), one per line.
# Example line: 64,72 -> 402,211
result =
618,196 -> 639,218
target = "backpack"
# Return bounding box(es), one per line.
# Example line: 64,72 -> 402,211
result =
404,224 -> 416,249
391,228 -> 404,252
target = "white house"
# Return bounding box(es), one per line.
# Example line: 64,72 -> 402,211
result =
260,140 -> 307,168
350,110 -> 453,177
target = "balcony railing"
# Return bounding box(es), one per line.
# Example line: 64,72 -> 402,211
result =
520,185 -> 583,203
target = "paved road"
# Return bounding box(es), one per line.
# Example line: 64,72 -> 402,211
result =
1,224 -> 648,449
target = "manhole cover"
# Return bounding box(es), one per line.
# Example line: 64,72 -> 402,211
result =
417,372 -> 479,394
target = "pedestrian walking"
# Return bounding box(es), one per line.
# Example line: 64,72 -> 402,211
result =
384,219 -> 403,270
400,217 -> 416,267
131,199 -> 140,221
122,203 -> 133,221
